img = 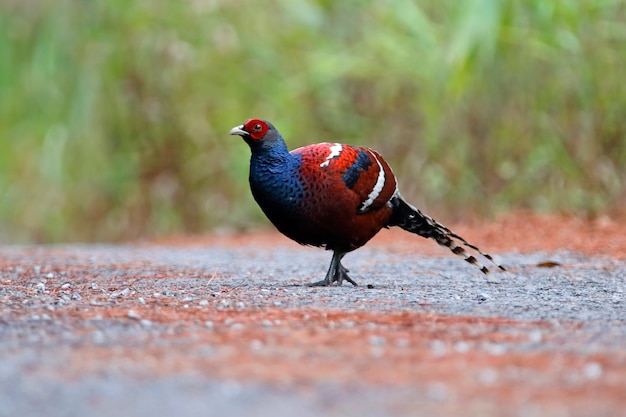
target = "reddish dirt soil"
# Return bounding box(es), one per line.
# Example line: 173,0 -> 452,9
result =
2,212 -> 626,416
134,214 -> 626,398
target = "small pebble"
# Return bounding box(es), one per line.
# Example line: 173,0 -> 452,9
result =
127,309 -> 141,320
111,288 -> 130,298
583,362 -> 603,380
61,283 -> 71,289
198,300 -> 209,306
36,282 -> 46,293
137,297 -> 146,305
71,292 -> 82,300
528,330 -> 543,343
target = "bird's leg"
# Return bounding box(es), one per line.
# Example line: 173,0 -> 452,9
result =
308,252 -> 357,287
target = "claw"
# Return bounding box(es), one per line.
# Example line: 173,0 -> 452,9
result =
308,278 -> 331,287
308,251 -> 357,287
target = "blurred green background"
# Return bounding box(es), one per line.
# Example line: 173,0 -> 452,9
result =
1,0 -> 625,243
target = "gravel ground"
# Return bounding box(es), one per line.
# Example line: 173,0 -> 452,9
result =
1,230 -> 626,417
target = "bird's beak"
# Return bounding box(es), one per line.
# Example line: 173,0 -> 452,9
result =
229,125 -> 248,136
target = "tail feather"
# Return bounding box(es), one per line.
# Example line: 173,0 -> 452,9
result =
388,197 -> 505,275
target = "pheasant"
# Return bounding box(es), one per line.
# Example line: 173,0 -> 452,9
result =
229,119 -> 504,287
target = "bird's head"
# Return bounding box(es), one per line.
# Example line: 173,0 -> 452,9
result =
229,119 -> 284,150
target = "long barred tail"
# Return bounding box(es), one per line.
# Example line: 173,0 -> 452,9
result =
388,197 -> 506,275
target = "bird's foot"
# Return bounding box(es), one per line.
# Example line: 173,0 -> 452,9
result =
335,264 -> 358,286
308,264 -> 357,287
341,275 -> 358,286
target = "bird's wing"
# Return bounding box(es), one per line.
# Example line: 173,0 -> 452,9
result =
292,143 -> 398,213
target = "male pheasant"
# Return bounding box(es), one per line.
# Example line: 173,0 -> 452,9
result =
230,119 -> 504,287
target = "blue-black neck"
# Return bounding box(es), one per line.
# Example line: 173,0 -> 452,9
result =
249,141 -> 300,185
248,138 -> 305,213
248,138 -> 290,164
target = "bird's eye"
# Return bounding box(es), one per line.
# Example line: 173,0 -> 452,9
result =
253,123 -> 263,133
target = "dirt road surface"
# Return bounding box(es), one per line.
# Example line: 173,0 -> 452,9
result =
1,214 -> 625,417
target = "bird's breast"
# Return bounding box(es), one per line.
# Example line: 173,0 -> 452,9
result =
249,154 -> 306,213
